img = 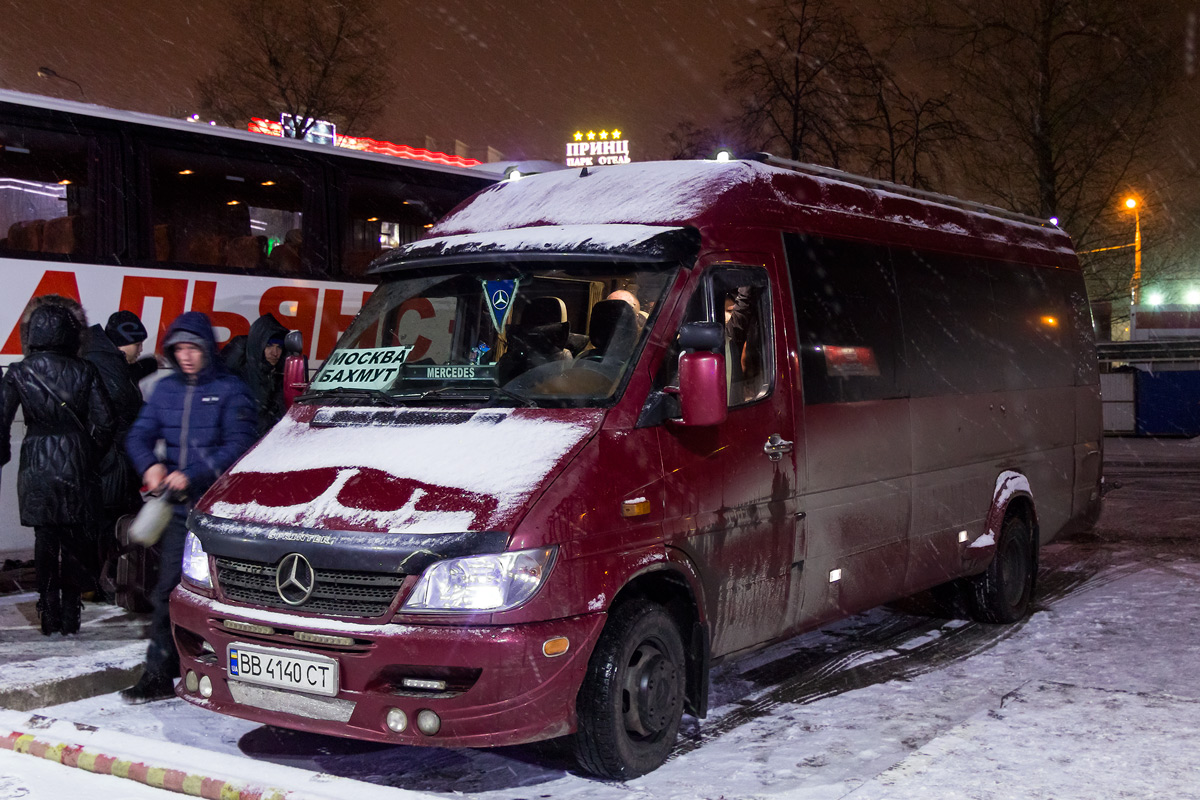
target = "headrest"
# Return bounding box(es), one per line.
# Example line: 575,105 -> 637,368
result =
588,299 -> 637,351
521,296 -> 568,327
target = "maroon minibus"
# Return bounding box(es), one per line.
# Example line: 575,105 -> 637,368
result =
170,156 -> 1103,778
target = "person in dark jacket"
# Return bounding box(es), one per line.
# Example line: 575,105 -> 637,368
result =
121,311 -> 256,702
105,309 -> 159,384
235,313 -> 288,435
83,310 -> 151,599
0,302 -> 115,635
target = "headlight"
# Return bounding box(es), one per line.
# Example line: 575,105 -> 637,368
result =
181,531 -> 212,590
402,546 -> 556,612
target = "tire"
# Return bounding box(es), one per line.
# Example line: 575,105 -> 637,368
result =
574,602 -> 686,780
967,513 -> 1036,623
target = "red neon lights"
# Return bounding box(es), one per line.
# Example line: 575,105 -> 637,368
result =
248,119 -> 482,168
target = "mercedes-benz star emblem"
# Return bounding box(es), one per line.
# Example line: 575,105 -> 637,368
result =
276,553 -> 316,606
491,289 -> 511,309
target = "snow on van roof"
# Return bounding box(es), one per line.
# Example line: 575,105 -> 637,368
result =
430,159 -> 1073,256
432,160 -> 753,234
381,223 -> 698,268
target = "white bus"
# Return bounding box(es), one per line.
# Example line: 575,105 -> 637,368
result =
0,89 -> 495,557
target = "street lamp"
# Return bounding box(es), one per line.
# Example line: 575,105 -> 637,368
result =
1125,197 -> 1142,305
36,66 -> 85,99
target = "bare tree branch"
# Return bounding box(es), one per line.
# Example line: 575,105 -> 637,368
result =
196,0 -> 392,138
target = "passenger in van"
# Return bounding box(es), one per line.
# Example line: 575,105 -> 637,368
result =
606,289 -> 648,331
724,287 -> 767,403
120,311 -> 256,703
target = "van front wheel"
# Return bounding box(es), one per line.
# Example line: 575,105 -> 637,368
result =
968,514 -> 1035,623
574,602 -> 686,779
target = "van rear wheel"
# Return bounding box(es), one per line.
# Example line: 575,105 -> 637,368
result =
574,602 -> 686,779
967,514 -> 1035,623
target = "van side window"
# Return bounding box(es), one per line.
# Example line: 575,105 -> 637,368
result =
892,248 -> 1000,397
987,262 -> 1076,390
892,249 -> 1075,396
716,274 -> 772,405
145,147 -> 313,275
655,266 -> 773,409
0,124 -> 96,260
785,234 -> 905,404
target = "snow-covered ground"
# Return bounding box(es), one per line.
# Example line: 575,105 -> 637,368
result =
5,442 -> 1200,799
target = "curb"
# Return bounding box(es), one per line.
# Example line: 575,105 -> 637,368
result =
0,663 -> 143,712
0,710 -> 446,800
0,725 -> 290,799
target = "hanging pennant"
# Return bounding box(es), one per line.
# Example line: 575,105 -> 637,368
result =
483,279 -> 519,333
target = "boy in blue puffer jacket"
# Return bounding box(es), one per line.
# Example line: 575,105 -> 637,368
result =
121,311 -> 256,703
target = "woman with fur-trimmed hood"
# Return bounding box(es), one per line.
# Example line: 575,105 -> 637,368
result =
1,298 -> 115,635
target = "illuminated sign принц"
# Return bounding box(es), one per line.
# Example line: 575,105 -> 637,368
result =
565,129 -> 631,167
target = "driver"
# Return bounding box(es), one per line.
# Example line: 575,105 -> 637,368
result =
496,297 -> 572,385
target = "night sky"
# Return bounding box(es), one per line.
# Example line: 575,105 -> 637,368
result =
0,0 -> 772,162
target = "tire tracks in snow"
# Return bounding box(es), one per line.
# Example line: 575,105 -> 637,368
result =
670,553 -> 1140,760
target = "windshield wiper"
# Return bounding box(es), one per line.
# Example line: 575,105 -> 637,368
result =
295,387 -> 404,406
484,385 -> 537,408
410,385 -> 536,408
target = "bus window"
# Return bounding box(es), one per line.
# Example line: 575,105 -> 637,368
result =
338,172 -> 443,278
0,124 -> 94,259
146,147 -> 313,274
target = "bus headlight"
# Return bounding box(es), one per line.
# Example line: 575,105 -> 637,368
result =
402,547 -> 556,612
181,531 -> 212,590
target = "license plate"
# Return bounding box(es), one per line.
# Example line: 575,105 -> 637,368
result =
226,643 -> 339,697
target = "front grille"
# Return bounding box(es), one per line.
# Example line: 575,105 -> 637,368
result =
215,556 -> 406,618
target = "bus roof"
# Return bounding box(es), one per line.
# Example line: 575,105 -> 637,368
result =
0,88 -> 490,181
429,159 -> 1076,267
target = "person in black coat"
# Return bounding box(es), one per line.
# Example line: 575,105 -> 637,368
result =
235,313 -> 288,436
0,302 -> 115,635
83,310 -> 151,598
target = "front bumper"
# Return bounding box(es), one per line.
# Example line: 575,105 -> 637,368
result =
170,586 -> 605,748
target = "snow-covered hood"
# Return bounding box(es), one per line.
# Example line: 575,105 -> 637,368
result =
195,404 -> 603,536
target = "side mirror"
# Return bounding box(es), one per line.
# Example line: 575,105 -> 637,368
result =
678,321 -> 724,352
671,350 -> 727,427
281,330 -> 309,409
283,329 -> 304,356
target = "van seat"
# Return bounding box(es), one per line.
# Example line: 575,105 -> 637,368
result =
579,299 -> 637,362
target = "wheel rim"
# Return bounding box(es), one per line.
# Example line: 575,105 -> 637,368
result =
998,526 -> 1029,609
621,640 -> 680,739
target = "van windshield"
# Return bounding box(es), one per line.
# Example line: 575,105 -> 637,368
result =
307,259 -> 677,408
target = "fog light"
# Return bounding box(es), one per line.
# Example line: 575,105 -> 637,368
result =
386,708 -> 408,732
199,675 -> 213,698
542,636 -> 570,657
185,671 -> 199,692
416,709 -> 441,736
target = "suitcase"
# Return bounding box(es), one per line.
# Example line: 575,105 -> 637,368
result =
112,513 -> 161,613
